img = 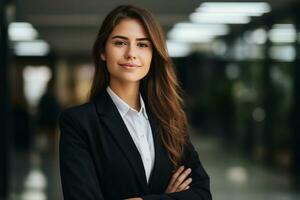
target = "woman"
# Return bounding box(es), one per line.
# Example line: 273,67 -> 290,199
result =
59,5 -> 212,200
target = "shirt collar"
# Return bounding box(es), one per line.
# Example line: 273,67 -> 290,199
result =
106,86 -> 148,119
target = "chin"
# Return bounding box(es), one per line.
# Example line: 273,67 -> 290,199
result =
122,78 -> 144,83
118,74 -> 147,83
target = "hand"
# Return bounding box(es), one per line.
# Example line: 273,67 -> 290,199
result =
165,165 -> 192,193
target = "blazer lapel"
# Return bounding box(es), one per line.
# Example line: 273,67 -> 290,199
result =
94,91 -> 149,193
147,109 -> 173,192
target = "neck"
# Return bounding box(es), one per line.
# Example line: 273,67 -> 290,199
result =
109,80 -> 140,111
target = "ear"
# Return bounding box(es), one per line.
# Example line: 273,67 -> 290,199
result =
100,53 -> 106,61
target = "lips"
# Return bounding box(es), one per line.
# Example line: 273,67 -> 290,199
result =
119,63 -> 140,68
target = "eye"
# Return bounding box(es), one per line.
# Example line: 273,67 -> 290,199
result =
113,40 -> 127,46
137,42 -> 150,48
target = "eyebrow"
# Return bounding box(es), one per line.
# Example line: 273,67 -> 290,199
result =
111,35 -> 151,41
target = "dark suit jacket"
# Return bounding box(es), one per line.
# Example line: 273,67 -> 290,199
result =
59,91 -> 212,200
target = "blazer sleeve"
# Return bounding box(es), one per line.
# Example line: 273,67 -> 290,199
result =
142,139 -> 212,200
59,110 -> 105,200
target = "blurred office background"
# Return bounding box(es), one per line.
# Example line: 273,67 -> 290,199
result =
1,0 -> 300,199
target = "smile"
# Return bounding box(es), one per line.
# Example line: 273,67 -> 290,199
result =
119,63 -> 140,68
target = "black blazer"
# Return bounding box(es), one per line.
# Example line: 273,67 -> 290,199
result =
59,91 -> 212,200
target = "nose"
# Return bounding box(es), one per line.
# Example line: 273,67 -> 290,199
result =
125,44 -> 137,60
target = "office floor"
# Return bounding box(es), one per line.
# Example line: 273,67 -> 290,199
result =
192,134 -> 299,200
8,133 -> 300,200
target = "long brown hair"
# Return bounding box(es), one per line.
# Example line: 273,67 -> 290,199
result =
90,5 -> 189,169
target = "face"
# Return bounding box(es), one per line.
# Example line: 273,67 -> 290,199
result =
101,18 -> 153,86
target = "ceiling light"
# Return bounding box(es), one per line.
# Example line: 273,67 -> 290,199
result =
197,2 -> 271,15
168,23 -> 229,43
269,24 -> 296,43
9,22 -> 38,41
190,13 -> 250,24
166,41 -> 192,57
14,40 -> 50,56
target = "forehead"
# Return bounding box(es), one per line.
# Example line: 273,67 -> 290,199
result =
110,18 -> 149,38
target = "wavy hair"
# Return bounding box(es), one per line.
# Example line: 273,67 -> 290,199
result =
90,5 -> 189,169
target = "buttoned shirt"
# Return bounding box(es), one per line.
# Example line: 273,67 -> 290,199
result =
106,87 -> 155,183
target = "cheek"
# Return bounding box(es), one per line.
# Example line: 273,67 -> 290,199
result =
142,51 -> 153,66
142,53 -> 152,75
105,49 -> 121,65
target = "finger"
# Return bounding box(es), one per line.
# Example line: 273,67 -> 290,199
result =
177,177 -> 192,191
168,166 -> 185,188
185,185 -> 190,190
166,166 -> 185,192
173,168 -> 192,189
177,178 -> 192,192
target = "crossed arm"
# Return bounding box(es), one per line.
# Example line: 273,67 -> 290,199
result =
59,111 -> 212,200
126,165 -> 193,199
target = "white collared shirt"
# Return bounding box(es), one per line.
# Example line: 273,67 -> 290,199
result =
106,86 -> 155,183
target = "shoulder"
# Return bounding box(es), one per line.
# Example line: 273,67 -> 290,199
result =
58,102 -> 99,142
59,102 -> 96,126
61,102 -> 95,117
